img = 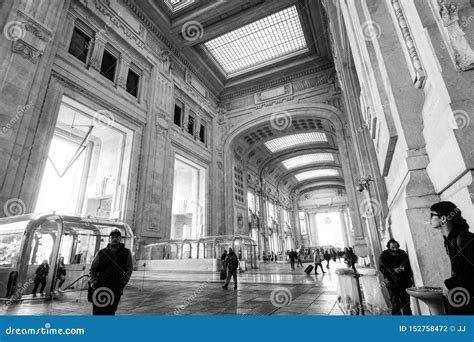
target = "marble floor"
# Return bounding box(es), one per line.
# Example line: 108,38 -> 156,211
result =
1,261 -> 346,316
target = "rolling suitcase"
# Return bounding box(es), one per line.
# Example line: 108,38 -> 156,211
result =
220,269 -> 227,280
304,265 -> 314,274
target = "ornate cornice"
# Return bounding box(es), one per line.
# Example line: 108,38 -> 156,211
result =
221,62 -> 335,100
93,0 -> 146,49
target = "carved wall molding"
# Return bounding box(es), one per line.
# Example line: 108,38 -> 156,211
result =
221,63 -> 335,100
216,103 -> 228,125
439,1 -> 474,71
292,70 -> 334,92
11,40 -> 42,64
391,0 -> 427,88
24,23 -> 49,41
16,9 -> 53,40
255,96 -> 295,109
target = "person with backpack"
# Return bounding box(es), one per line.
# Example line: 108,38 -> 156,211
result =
89,229 -> 133,315
430,201 -> 474,314
222,247 -> 239,289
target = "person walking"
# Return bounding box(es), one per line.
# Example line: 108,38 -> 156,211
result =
222,247 -> 239,289
313,250 -> 325,275
89,229 -> 133,315
379,239 -> 413,315
289,249 -> 296,270
323,249 -> 331,269
296,250 -> 304,268
32,259 -> 49,296
430,201 -> 474,314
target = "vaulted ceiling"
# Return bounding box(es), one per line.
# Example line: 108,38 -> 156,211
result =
232,116 -> 346,198
134,1 -> 343,203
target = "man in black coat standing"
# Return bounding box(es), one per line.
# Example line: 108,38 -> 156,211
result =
379,239 -> 413,315
430,201 -> 474,314
289,249 -> 296,270
89,229 -> 133,315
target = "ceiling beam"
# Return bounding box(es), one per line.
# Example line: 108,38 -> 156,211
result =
276,164 -> 343,187
258,146 -> 340,177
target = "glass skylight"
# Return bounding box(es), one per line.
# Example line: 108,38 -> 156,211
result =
204,6 -> 308,75
282,153 -> 334,170
164,0 -> 194,12
264,132 -> 328,153
294,169 -> 339,182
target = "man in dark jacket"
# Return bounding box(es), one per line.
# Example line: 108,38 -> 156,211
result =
222,248 -> 239,289
379,239 -> 413,315
289,249 -> 296,270
32,259 -> 49,296
431,201 -> 474,314
89,229 -> 133,315
221,249 -> 227,262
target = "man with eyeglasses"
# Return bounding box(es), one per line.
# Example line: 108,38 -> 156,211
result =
379,238 -> 413,315
430,201 -> 474,314
89,229 -> 133,315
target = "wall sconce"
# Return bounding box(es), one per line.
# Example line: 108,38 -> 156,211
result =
356,175 -> 374,192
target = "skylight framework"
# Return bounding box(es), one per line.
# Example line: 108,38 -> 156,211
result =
164,0 -> 195,12
264,132 -> 328,153
294,169 -> 339,182
204,6 -> 308,75
281,153 -> 334,170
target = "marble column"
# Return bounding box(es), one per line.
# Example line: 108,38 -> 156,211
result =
0,0 -> 69,215
339,209 -> 350,247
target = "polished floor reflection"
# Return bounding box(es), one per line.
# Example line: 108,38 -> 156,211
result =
1,262 -> 345,316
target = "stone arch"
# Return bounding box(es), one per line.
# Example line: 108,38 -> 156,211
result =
222,102 -> 363,239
